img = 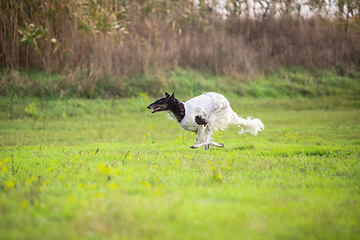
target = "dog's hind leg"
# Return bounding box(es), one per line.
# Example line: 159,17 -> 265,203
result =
209,141 -> 224,148
191,140 -> 211,149
204,141 -> 224,150
192,139 -> 224,149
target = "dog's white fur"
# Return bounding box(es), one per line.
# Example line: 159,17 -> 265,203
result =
168,92 -> 264,150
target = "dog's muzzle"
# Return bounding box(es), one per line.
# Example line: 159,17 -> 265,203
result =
147,104 -> 161,113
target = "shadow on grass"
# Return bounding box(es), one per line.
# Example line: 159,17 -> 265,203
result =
227,144 -> 256,151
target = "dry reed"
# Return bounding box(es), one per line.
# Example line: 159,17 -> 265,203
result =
0,0 -> 359,79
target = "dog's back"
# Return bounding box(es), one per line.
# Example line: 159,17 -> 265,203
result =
203,92 -> 230,113
199,92 -> 264,135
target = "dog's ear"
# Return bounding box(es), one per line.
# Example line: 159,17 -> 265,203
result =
165,92 -> 170,98
170,92 -> 175,99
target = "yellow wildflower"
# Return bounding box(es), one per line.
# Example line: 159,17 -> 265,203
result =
5,180 -> 15,189
215,173 -> 223,180
57,175 -> 64,180
109,182 -> 118,190
21,200 -> 28,208
141,181 -> 152,188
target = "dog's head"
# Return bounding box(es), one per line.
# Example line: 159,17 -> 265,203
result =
147,92 -> 176,113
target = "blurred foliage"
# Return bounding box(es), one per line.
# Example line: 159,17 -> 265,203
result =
1,67 -> 359,102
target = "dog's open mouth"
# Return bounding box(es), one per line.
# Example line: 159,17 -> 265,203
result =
151,107 -> 162,113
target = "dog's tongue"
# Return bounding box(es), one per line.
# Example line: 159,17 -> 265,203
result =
151,107 -> 159,113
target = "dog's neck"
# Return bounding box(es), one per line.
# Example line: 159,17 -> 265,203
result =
169,99 -> 185,123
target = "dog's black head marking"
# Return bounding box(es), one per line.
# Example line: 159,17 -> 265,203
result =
147,92 -> 174,113
147,92 -> 185,122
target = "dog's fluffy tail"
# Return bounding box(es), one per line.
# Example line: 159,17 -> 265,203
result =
233,114 -> 264,136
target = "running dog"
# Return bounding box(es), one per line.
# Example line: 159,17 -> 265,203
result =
147,92 -> 264,150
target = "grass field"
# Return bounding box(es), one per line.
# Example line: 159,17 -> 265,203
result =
0,94 -> 359,239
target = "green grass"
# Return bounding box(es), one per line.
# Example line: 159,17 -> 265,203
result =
2,67 -> 360,100
0,94 -> 359,239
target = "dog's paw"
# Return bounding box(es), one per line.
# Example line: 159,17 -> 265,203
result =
204,144 -> 210,150
219,143 -> 224,148
190,145 -> 198,149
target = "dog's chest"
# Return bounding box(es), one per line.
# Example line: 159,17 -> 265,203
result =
179,94 -> 214,132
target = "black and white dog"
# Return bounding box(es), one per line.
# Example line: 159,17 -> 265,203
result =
147,92 -> 264,150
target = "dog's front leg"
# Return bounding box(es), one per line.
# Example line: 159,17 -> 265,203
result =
190,125 -> 213,150
203,124 -> 214,150
190,126 -> 207,149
